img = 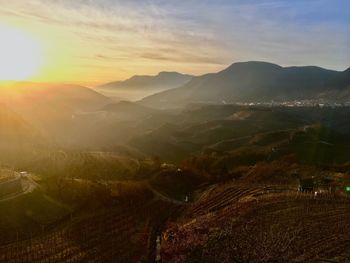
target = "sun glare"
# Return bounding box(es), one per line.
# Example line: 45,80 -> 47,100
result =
0,24 -> 43,81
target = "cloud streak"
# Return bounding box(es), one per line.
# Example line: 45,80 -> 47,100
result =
0,0 -> 348,83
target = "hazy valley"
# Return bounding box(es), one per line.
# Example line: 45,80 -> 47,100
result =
0,59 -> 350,262
0,1 -> 349,261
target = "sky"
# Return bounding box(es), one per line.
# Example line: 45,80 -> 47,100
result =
0,0 -> 349,85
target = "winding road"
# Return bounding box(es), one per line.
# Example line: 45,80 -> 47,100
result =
0,173 -> 39,203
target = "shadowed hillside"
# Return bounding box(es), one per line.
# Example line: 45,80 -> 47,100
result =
141,61 -> 349,109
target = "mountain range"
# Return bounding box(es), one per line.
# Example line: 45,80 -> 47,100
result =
140,61 -> 350,109
95,71 -> 192,101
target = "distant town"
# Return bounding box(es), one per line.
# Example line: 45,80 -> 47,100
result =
231,100 -> 350,108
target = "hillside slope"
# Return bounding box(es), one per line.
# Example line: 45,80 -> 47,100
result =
0,82 -> 110,146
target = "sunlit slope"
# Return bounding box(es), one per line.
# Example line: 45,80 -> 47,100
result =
0,82 -> 110,116
0,103 -> 42,159
0,82 -> 110,145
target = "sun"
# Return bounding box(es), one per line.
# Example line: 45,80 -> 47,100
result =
0,24 -> 43,81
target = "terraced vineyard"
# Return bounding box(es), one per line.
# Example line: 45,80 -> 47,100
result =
0,198 -> 181,263
187,183 -> 292,218
162,185 -> 350,263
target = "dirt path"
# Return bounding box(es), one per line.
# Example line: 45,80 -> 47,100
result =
155,235 -> 161,263
149,186 -> 187,206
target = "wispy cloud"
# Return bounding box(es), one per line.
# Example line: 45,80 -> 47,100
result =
0,0 -> 348,83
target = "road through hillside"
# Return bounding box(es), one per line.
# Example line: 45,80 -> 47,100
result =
0,174 -> 39,203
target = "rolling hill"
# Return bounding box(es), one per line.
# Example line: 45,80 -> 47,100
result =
0,82 -> 110,113
0,82 -> 111,146
127,105 -> 350,164
140,61 -> 350,108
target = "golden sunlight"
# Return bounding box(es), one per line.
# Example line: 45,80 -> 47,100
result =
0,24 -> 43,80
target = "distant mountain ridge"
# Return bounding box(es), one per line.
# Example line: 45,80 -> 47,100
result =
99,71 -> 192,90
95,72 -> 193,101
140,61 -> 350,108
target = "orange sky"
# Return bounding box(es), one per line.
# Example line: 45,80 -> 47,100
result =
0,1 -> 348,86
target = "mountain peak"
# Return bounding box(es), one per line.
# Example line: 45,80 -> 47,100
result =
225,61 -> 283,72
158,71 -> 181,76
